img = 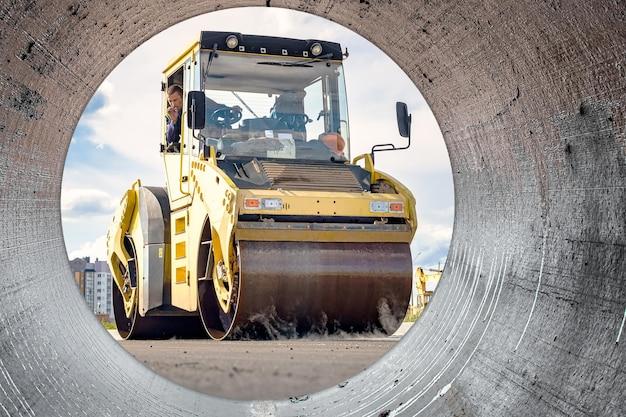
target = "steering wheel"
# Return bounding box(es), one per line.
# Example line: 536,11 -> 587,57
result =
209,107 -> 242,128
274,113 -> 310,131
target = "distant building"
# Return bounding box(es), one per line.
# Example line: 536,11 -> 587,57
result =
93,260 -> 113,321
69,256 -> 114,321
84,262 -> 95,312
69,257 -> 89,296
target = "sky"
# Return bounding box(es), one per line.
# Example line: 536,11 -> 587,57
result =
61,7 -> 454,270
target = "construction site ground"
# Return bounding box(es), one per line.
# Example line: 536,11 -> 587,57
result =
113,322 -> 412,400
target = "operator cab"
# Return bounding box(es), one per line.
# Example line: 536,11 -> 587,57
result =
162,32 -> 350,162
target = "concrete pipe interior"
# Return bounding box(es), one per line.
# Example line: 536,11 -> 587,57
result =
0,1 -> 624,416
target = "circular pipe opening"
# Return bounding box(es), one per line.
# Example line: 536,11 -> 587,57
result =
61,7 -> 453,401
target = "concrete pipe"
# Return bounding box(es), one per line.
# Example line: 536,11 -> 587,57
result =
0,1 -> 623,416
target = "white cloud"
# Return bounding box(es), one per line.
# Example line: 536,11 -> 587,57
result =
62,187 -> 114,208
68,235 -> 107,261
61,188 -> 117,220
74,77 -> 162,169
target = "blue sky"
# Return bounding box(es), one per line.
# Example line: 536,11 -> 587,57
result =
61,7 -> 454,269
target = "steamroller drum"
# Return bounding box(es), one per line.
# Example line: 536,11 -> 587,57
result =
200,241 -> 413,340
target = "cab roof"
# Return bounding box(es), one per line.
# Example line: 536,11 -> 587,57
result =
200,31 -> 343,61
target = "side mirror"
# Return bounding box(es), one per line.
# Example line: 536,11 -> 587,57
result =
187,91 -> 205,130
396,102 -> 411,138
370,102 -> 412,164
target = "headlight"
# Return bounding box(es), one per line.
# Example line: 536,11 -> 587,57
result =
370,201 -> 404,213
370,201 -> 389,213
261,198 -> 283,210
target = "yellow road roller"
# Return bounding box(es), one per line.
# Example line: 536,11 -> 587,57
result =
106,31 -> 418,340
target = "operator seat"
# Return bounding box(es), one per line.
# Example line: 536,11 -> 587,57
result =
271,90 -> 307,140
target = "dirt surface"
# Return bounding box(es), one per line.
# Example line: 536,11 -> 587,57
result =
117,324 -> 411,401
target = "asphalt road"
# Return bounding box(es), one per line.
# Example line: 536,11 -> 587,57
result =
115,323 -> 411,401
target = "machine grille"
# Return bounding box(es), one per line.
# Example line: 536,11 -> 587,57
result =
259,161 -> 365,192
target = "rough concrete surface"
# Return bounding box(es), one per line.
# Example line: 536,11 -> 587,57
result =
119,337 -> 399,401
0,1 -> 624,416
113,323 -> 411,401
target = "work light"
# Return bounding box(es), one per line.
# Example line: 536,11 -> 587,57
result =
311,42 -> 323,56
226,35 -> 239,49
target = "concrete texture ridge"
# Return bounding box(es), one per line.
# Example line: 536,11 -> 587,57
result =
0,1 -> 624,416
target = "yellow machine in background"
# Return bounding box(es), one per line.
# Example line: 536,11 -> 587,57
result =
106,31 -> 418,340
412,267 -> 442,317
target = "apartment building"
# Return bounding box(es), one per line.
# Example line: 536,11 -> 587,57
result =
69,256 -> 113,321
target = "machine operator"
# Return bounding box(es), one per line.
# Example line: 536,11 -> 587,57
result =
165,84 -> 241,152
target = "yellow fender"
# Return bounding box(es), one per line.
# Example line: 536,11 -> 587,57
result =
194,156 -> 239,314
352,153 -> 418,233
106,180 -> 141,318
